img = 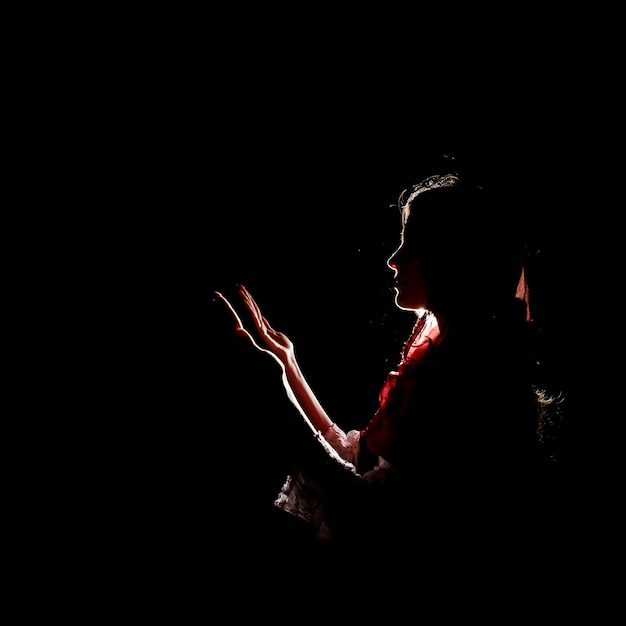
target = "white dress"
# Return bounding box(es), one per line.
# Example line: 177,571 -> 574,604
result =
273,424 -> 397,541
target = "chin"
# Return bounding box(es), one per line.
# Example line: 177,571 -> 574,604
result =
395,296 -> 424,311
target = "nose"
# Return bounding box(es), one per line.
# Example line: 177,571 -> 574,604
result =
387,247 -> 401,270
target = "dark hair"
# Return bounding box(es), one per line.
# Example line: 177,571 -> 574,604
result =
397,172 -> 529,321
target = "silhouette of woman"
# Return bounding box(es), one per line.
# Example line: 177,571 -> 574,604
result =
214,170 -> 561,576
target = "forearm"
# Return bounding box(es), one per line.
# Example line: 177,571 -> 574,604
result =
280,353 -> 334,435
218,287 -> 341,438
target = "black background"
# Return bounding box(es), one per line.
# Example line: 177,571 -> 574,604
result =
136,114 -> 608,574
62,22 -> 621,612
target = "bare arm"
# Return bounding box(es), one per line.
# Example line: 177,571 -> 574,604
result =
213,285 -> 334,436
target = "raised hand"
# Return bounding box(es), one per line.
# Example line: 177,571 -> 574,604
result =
213,285 -> 294,366
236,284 -> 295,364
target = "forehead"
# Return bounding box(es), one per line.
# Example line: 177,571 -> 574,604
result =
399,214 -> 429,248
401,192 -> 471,251
401,190 -> 438,231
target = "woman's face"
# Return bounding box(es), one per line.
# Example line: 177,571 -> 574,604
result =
386,224 -> 429,312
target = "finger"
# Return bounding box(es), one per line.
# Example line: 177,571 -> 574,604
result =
239,286 -> 280,339
238,284 -> 254,314
239,284 -> 258,316
261,315 -> 276,333
213,291 -> 245,331
237,285 -> 256,323
239,285 -> 266,332
213,291 -> 262,346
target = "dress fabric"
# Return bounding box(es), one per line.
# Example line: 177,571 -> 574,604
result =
273,425 -> 362,540
274,313 -> 437,542
272,308 -> 541,549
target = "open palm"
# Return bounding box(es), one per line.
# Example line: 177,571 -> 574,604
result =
214,284 -> 294,366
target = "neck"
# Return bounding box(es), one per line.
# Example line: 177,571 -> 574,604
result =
402,310 -> 440,362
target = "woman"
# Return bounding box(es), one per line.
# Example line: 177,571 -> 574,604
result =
215,172 -> 557,570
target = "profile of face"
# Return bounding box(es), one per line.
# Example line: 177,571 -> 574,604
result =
387,175 -> 526,320
386,177 -> 476,315
387,224 -> 429,312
